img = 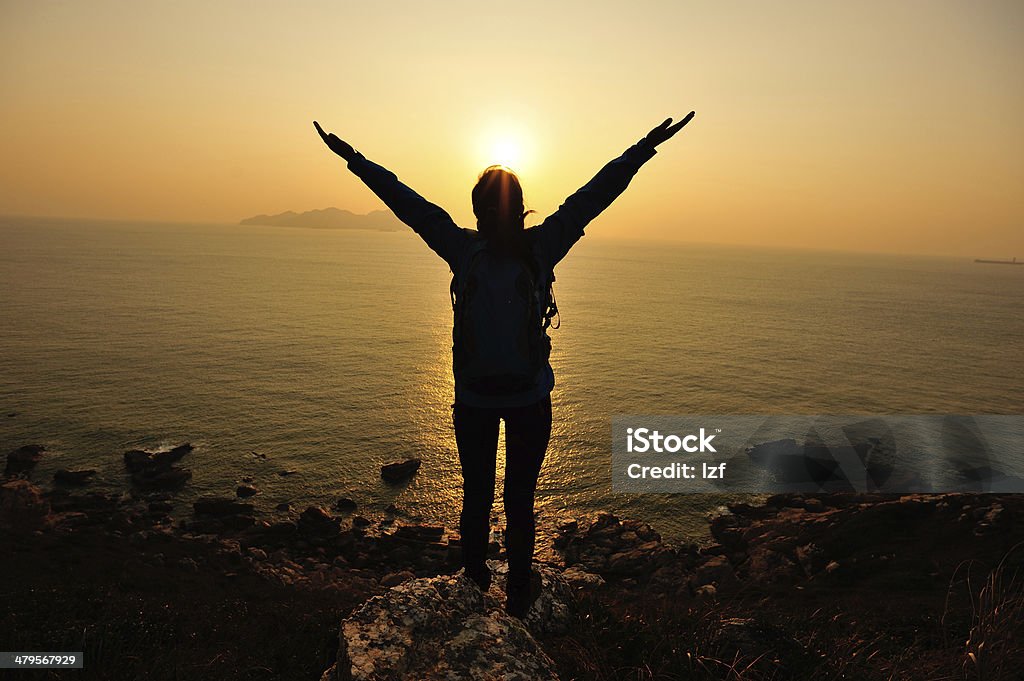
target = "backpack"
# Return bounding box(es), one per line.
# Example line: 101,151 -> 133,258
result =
450,240 -> 559,396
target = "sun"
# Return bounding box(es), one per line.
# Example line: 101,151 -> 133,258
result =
477,125 -> 530,172
489,136 -> 524,169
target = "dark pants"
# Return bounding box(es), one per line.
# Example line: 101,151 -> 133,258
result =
454,394 -> 552,587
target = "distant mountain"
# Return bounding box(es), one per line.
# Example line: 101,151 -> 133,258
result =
239,207 -> 403,231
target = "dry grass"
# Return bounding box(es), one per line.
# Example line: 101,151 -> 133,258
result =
543,570 -> 988,681
946,543 -> 1024,681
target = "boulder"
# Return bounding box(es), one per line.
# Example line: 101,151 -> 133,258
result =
123,443 -> 192,473
298,506 -> 341,538
745,546 -> 800,583
379,570 -> 416,588
487,561 -> 574,638
321,563 -> 570,681
123,449 -> 152,472
5,444 -> 45,477
124,443 -> 193,490
561,566 -> 605,589
695,584 -> 717,601
46,490 -> 121,515
53,468 -> 97,485
0,479 -> 52,532
236,484 -> 259,498
391,523 -> 445,543
334,497 -> 357,512
131,467 -> 192,490
380,458 -> 421,483
556,518 -> 578,534
557,511 -> 676,583
240,520 -> 298,548
194,496 -> 254,517
693,555 -> 735,588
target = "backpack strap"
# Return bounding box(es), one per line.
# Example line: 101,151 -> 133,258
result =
450,239 -> 489,312
520,243 -> 558,330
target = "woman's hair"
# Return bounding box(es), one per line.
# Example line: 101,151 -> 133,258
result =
472,166 -> 533,246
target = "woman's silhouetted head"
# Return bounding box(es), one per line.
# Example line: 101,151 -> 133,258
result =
472,166 -> 530,250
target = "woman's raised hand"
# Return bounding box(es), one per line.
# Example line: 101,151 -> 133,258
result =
313,121 -> 357,161
641,112 -> 696,149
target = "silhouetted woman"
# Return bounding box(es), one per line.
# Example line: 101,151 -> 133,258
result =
314,113 -> 694,617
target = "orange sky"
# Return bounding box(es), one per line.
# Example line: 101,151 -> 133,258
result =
1,1 -> 1021,256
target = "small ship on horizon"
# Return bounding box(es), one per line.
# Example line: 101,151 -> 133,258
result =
974,256 -> 1022,265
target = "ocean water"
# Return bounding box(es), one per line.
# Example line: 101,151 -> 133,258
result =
1,216 -> 1022,540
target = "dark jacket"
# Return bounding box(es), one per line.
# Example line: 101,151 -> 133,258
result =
347,141 -> 657,407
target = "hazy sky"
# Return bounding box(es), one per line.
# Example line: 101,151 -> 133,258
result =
1,0 -> 1021,255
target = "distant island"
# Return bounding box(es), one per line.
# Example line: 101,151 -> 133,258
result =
239,208 -> 403,231
974,257 -> 1021,266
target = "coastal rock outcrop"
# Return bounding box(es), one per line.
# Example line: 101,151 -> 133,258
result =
298,506 -> 342,540
123,443 -> 193,472
11,446 -> 1024,681
334,497 -> 358,512
123,443 -> 194,490
53,468 -> 97,485
5,444 -> 45,477
320,561 -> 571,681
194,496 -> 254,517
554,512 -> 699,589
184,495 -> 256,533
706,492 -> 1021,585
380,458 -> 421,483
236,484 -> 259,498
487,561 -> 574,638
0,479 -> 52,532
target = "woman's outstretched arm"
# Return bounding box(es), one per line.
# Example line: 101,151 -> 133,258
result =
532,113 -> 695,267
314,121 -> 467,268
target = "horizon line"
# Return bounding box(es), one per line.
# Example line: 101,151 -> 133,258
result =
0,211 -> 1017,262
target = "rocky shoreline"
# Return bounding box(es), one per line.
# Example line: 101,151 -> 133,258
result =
3,442 -> 1023,680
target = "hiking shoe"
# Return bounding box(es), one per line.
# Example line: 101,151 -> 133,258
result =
505,570 -> 540,619
465,566 -> 491,592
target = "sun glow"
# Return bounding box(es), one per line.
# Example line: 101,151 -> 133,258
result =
489,137 -> 524,169
478,126 -> 531,173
